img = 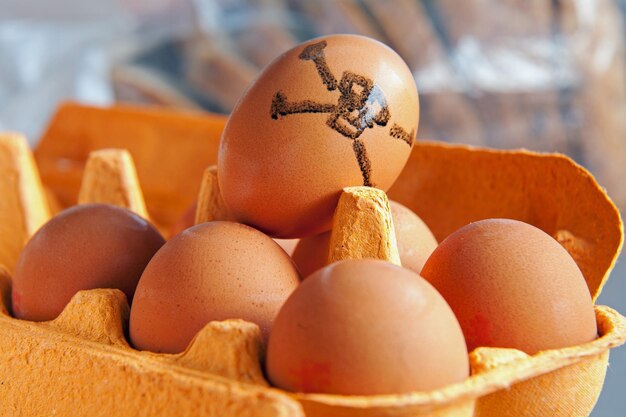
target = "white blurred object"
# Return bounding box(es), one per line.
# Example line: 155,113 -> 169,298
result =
0,0 -> 195,143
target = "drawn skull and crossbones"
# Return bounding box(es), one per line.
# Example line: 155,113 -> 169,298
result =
270,40 -> 414,187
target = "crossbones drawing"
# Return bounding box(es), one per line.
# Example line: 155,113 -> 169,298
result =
270,40 -> 414,187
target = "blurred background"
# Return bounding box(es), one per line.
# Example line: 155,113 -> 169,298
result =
0,1 -> 624,415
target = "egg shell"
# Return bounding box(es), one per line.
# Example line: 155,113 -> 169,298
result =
218,34 -> 419,238
421,218 -> 598,354
291,231 -> 331,278
266,259 -> 469,395
168,201 -> 300,254
12,204 -> 165,321
391,200 -> 438,273
130,221 -> 301,353
293,200 -> 437,277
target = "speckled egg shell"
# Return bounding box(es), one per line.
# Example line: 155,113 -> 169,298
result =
421,218 -> 598,354
219,34 -> 419,238
12,204 -> 165,321
266,259 -> 469,395
129,221 -> 301,353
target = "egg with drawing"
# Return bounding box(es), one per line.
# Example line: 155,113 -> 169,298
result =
218,34 -> 419,238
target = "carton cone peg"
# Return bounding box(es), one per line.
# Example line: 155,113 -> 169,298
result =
194,165 -> 234,225
0,266 -> 12,316
44,186 -> 63,215
78,148 -> 149,219
328,186 -> 401,266
0,133 -> 52,272
49,289 -> 130,348
470,347 -> 529,374
173,319 -> 268,386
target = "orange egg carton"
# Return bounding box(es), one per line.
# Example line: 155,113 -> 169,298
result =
0,102 -> 623,416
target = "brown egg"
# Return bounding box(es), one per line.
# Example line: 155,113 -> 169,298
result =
266,259 -> 469,395
12,204 -> 165,321
421,219 -> 597,354
391,201 -> 438,273
219,34 -> 419,238
129,221 -> 301,353
168,201 -> 300,255
291,231 -> 331,278
292,200 -> 437,278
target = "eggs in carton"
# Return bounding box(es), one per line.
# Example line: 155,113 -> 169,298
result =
0,103 -> 623,416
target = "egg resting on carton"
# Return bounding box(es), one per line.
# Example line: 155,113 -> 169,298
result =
267,259 -> 469,395
12,204 -> 165,321
218,34 -> 419,238
130,221 -> 301,353
422,218 -> 598,354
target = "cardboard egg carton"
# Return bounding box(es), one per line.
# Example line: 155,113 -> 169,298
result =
0,133 -> 51,273
0,103 -> 623,416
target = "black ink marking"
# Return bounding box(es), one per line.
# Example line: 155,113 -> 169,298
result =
325,72 -> 390,140
352,139 -> 373,187
339,72 -> 373,110
389,124 -> 415,146
271,40 -> 413,187
271,91 -> 336,119
299,41 -> 337,91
